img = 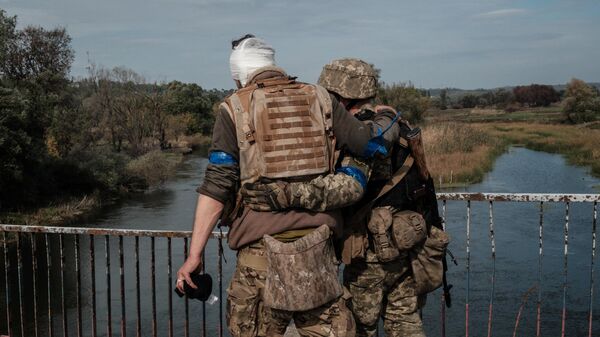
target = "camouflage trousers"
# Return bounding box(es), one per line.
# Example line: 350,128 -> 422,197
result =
227,244 -> 356,337
343,255 -> 425,337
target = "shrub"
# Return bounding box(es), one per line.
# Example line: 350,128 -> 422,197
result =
70,147 -> 131,192
377,83 -> 430,123
562,78 -> 600,123
125,150 -> 182,188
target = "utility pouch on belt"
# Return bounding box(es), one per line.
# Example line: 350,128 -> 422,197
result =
392,210 -> 427,251
410,226 -> 450,295
341,225 -> 368,265
367,207 -> 400,262
263,225 -> 343,311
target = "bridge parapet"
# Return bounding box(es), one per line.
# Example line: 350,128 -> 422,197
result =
0,193 -> 598,337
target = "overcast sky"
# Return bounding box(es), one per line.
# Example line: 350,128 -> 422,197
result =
2,0 -> 599,90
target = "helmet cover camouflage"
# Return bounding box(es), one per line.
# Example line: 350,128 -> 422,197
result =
317,58 -> 378,99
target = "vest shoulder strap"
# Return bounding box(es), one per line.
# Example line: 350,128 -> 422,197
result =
226,86 -> 258,145
350,155 -> 415,226
314,85 -> 335,171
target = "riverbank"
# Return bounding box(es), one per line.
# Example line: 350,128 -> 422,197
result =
423,106 -> 600,187
0,135 -> 211,226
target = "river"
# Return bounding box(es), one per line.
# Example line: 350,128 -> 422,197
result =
427,147 -> 600,336
1,147 -> 599,336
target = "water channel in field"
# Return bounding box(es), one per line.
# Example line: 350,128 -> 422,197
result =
1,146 -> 599,336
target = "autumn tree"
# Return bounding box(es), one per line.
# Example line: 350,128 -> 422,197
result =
377,83 -> 430,123
513,84 -> 560,107
562,78 -> 600,123
164,81 -> 214,134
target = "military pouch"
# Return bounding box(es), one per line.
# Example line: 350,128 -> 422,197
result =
392,210 -> 427,251
263,224 -> 343,311
341,226 -> 368,265
367,207 -> 400,262
410,226 -> 450,295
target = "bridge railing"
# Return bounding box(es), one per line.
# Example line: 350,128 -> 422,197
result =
0,193 -> 598,337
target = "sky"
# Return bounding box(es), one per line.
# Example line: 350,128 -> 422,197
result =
2,0 -> 600,90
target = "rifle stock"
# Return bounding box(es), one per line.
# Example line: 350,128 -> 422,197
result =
406,127 -> 430,181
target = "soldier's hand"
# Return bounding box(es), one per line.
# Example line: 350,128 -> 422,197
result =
177,256 -> 202,293
241,181 -> 290,211
375,104 -> 396,114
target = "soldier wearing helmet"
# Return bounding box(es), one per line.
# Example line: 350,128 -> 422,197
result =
246,58 -> 443,337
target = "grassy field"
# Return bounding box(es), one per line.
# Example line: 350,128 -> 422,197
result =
427,106 -> 564,124
422,106 -> 600,187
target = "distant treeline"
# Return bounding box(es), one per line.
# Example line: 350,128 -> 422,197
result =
424,81 -> 600,123
0,10 -> 230,211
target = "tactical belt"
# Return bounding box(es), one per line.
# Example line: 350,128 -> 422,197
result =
237,228 -> 316,272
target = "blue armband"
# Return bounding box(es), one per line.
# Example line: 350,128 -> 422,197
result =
208,151 -> 237,165
336,166 -> 368,189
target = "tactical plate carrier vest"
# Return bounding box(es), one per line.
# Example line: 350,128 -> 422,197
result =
223,75 -> 335,185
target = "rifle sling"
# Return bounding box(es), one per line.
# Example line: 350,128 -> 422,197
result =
352,155 -> 414,224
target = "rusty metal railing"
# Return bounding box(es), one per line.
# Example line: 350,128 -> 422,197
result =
0,227 -> 227,337
435,193 -> 599,337
0,192 -> 599,337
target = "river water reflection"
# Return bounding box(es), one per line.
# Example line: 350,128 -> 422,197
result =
427,147 -> 600,337
2,147 -> 599,336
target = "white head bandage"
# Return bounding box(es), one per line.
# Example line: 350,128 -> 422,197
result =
229,37 -> 276,87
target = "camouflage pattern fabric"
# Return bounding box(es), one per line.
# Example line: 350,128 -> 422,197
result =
227,263 -> 270,337
241,170 -> 365,212
317,58 -> 378,100
343,257 -> 426,337
269,296 -> 356,337
228,243 -> 356,337
287,172 -> 364,212
263,225 -> 343,311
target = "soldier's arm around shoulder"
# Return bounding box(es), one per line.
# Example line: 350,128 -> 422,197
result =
241,155 -> 371,212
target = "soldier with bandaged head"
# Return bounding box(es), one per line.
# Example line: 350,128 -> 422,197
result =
177,35 -> 403,337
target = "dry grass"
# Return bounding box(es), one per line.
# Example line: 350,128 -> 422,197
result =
421,120 -> 600,188
423,123 -> 506,187
2,193 -> 102,226
179,134 -> 211,149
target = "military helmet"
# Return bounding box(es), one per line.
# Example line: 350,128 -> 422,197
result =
317,58 -> 378,99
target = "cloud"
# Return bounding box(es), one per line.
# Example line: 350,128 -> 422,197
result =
474,8 -> 528,19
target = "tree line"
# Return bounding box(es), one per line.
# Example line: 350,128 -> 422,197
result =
0,10 -> 229,211
430,82 -> 600,122
374,78 -> 599,125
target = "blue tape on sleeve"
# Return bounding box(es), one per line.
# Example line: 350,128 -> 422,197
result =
208,151 -> 237,165
362,110 -> 402,158
362,134 -> 388,158
336,166 -> 368,189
